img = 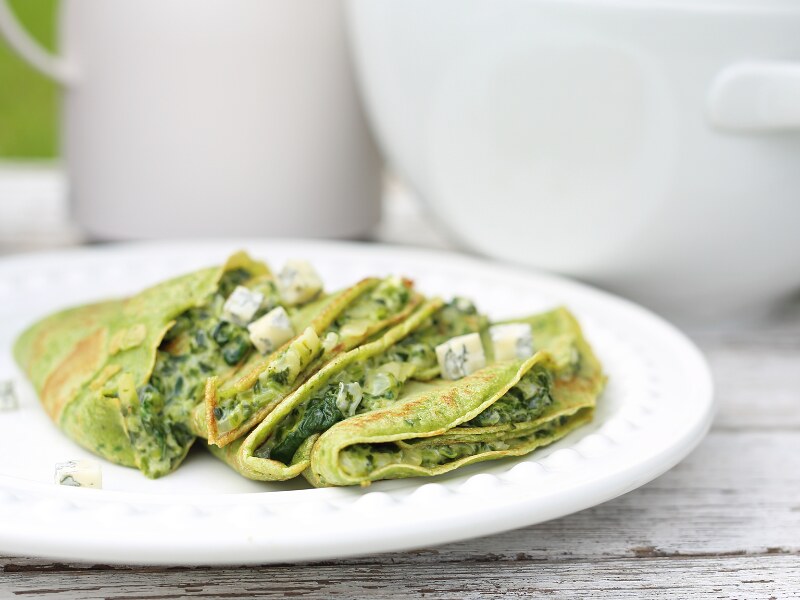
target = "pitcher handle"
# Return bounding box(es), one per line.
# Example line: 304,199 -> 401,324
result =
0,0 -> 74,84
707,61 -> 800,132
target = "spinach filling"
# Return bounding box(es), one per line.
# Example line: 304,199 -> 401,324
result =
330,339 -> 587,480
382,297 -> 485,379
255,298 -> 485,465
212,277 -> 416,435
327,277 -> 411,344
120,268 -> 277,477
462,365 -> 554,427
338,415 -> 573,479
260,383 -> 349,464
213,327 -> 322,434
256,356 -> 412,464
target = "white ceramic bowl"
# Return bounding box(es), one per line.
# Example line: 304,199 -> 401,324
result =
348,0 -> 800,319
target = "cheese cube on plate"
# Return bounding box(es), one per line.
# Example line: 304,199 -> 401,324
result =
436,333 -> 486,380
490,323 -> 534,361
0,380 -> 18,411
277,260 -> 323,305
221,286 -> 264,326
54,460 -> 102,489
248,306 -> 295,354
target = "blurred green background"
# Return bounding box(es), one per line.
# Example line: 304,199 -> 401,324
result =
0,0 -> 58,157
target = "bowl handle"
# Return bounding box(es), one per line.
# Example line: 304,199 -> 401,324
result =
707,61 -> 800,132
0,0 -> 74,84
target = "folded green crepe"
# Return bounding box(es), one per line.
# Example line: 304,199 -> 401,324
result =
206,304 -> 594,484
14,253 -> 421,479
206,296 -> 487,480
202,276 -> 423,447
305,308 -> 604,486
15,249 -> 604,488
13,251 -> 271,476
206,297 -> 459,480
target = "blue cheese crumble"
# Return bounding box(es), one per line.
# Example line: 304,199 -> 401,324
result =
0,380 -> 18,411
435,333 -> 486,380
489,323 -> 534,361
247,306 -> 295,355
54,460 -> 102,489
277,260 -> 323,305
221,285 -> 264,326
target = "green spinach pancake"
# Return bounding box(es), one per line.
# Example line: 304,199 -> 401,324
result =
14,254 -> 605,485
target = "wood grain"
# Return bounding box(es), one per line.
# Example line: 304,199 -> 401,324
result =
1,555 -> 798,599
1,294 -> 798,599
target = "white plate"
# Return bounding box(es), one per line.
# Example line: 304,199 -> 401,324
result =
0,240 -> 713,565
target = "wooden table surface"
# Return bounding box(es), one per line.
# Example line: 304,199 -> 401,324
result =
0,169 -> 798,598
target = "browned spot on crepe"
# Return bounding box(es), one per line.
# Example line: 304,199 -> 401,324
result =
41,327 -> 108,420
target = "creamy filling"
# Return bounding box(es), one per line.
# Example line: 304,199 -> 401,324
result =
119,268 -> 279,477
338,414 -> 575,479
212,277 -> 416,436
213,327 -> 321,434
326,277 -> 411,346
255,298 -> 484,465
386,297 -> 486,380
461,365 -> 554,428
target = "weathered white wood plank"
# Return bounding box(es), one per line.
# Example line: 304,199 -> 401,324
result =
690,297 -> 800,432
697,336 -> 800,431
1,555 -> 798,599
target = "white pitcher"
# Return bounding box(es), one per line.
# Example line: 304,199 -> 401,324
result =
0,0 -> 380,240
